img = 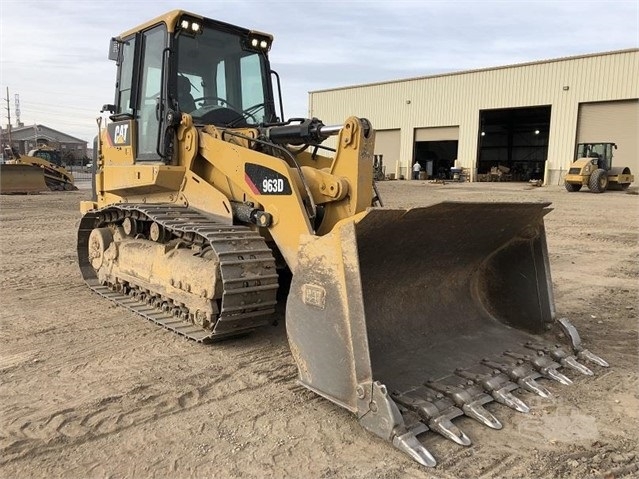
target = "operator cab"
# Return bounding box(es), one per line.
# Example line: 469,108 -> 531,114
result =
575,142 -> 617,171
29,147 -> 63,167
106,10 -> 278,161
174,19 -> 274,128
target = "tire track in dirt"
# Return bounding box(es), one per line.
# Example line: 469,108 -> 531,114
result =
0,350 -> 39,371
0,291 -> 302,469
1,186 -> 637,478
0,368 -> 278,465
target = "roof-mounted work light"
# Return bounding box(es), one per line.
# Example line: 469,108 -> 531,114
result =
244,32 -> 272,52
177,15 -> 203,36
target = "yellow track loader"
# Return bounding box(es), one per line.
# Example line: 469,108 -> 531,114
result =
27,145 -> 78,191
0,145 -> 77,194
78,10 -> 608,467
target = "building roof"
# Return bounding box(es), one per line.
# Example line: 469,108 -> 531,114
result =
310,48 -> 639,94
7,124 -> 87,144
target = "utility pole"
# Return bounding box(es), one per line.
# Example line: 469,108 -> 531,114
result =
4,87 -> 12,147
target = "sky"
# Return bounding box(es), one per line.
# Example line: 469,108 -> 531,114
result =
1,0 -> 638,144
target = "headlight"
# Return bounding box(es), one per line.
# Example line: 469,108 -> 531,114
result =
177,15 -> 203,36
245,32 -> 273,52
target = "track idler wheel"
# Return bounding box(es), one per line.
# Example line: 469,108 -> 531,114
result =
87,227 -> 113,270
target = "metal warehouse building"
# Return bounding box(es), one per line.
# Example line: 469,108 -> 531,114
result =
309,48 -> 638,185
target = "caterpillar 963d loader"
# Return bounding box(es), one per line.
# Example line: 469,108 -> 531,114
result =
79,10 -> 608,466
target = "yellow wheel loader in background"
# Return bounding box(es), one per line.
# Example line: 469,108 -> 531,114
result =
564,142 -> 634,193
78,10 -> 608,467
0,145 -> 77,194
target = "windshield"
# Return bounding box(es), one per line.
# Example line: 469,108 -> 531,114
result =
176,25 -> 272,127
33,149 -> 62,166
578,143 -> 607,159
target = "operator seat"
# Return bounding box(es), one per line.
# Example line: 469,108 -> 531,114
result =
177,76 -> 196,113
590,152 -> 604,170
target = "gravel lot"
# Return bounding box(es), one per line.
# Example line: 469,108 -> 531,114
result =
1,181 -> 637,478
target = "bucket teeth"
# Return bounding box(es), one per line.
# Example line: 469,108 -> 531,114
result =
503,350 -> 572,385
392,390 -> 471,446
562,355 -> 594,375
454,368 -> 529,413
430,416 -> 472,446
558,319 -> 609,367
425,381 -> 502,430
524,342 -> 593,376
461,402 -> 502,429
520,376 -> 552,398
392,430 -> 437,467
578,349 -> 609,367
482,358 -> 552,398
543,367 -> 573,385
492,387 -> 530,413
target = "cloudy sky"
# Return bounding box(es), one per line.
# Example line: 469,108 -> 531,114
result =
1,0 -> 638,143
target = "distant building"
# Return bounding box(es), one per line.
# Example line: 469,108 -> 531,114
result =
1,124 -> 88,161
310,48 -> 638,184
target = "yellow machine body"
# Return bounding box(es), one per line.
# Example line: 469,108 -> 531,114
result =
78,10 -> 609,467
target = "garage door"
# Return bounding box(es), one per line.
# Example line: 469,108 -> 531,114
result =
414,126 -> 459,142
374,129 -> 401,178
577,100 -> 638,172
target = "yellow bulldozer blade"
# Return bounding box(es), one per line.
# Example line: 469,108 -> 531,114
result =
286,202 -> 607,467
0,164 -> 48,194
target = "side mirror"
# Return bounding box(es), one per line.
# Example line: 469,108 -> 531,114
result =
101,104 -> 116,114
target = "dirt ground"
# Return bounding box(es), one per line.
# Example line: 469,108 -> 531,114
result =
1,181 -> 637,479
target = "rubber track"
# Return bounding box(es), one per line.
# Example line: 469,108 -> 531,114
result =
77,204 -> 279,342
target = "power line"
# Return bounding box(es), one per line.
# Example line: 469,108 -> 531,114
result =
20,101 -> 101,113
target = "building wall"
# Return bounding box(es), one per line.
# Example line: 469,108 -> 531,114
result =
576,100 -> 638,168
309,49 -> 639,183
7,138 -> 88,162
3,126 -> 88,162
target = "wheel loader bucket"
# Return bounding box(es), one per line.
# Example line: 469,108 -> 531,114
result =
0,164 -> 47,194
286,202 -> 607,467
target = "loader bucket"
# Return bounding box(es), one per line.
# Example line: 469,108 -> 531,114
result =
0,164 -> 47,194
287,202 -> 604,466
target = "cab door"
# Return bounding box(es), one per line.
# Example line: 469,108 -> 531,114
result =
136,24 -> 166,160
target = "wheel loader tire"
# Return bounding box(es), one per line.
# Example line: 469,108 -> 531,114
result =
564,182 -> 582,192
588,169 -> 608,193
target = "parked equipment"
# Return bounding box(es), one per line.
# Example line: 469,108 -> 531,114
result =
0,145 -> 77,194
26,145 -> 77,191
0,162 -> 47,194
373,154 -> 385,181
78,10 -> 608,467
564,142 -> 633,193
